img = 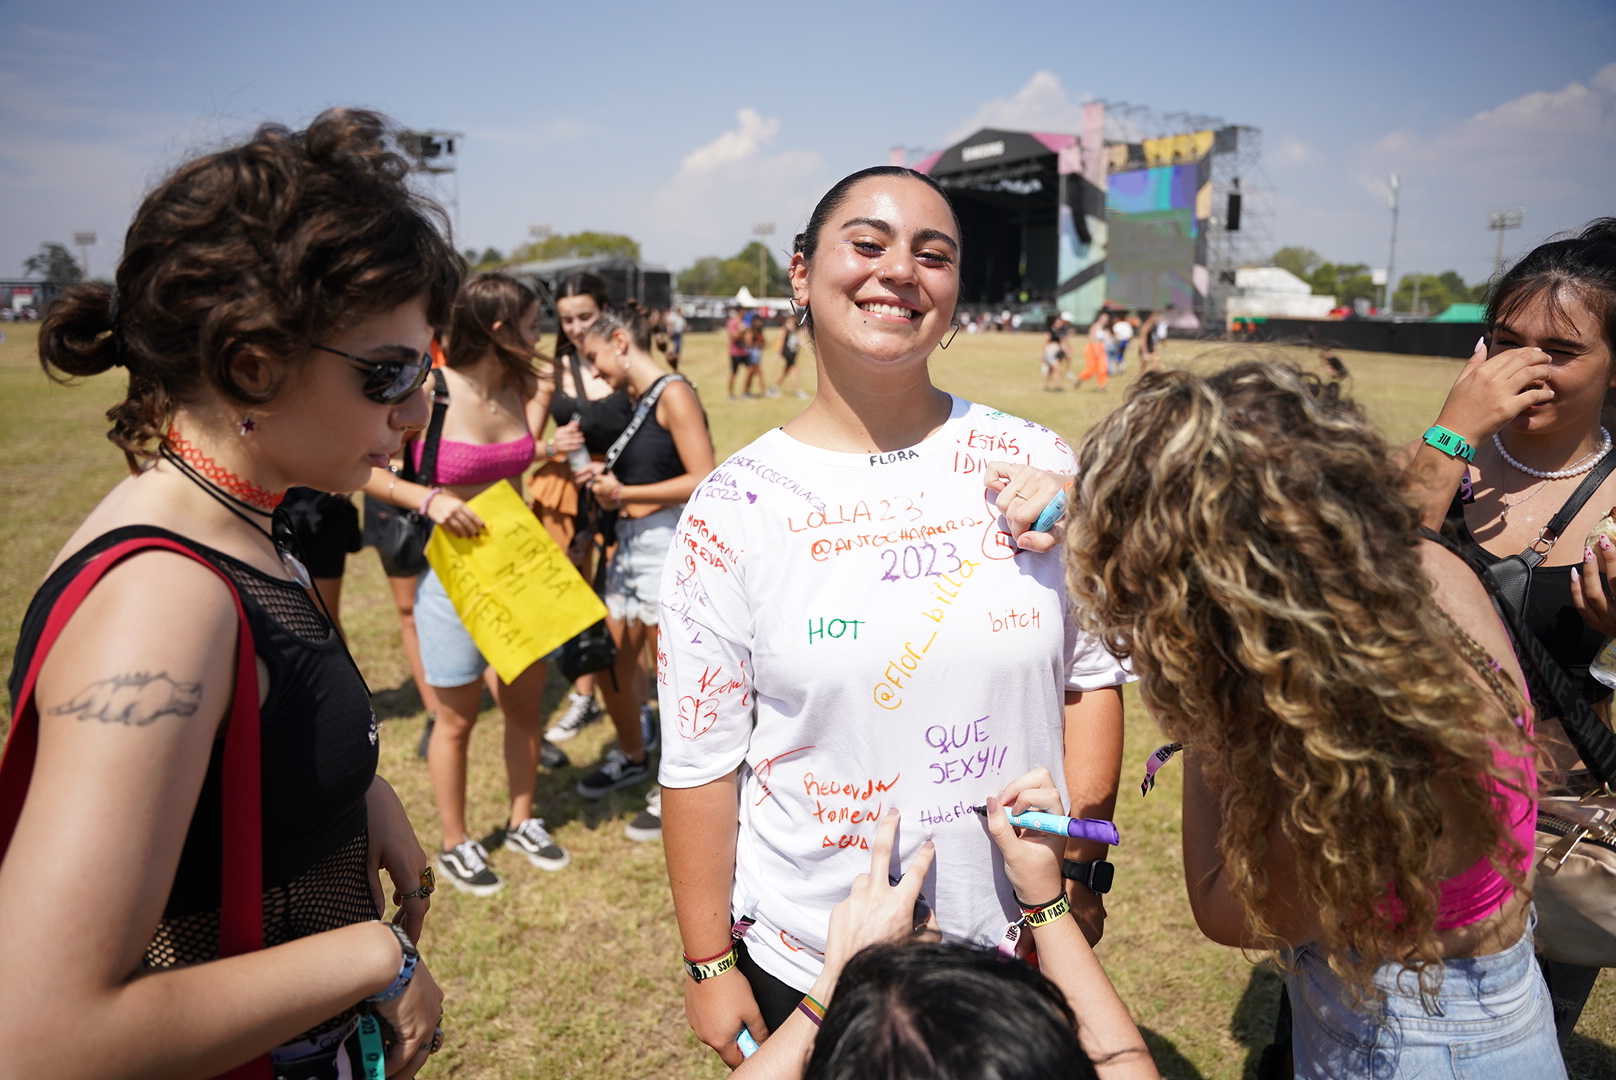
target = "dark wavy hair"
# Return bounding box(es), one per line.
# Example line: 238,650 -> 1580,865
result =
445,272 -> 540,390
1488,217 -> 1616,351
791,165 -> 960,335
580,298 -> 653,353
803,942 -> 1098,1080
37,108 -> 463,471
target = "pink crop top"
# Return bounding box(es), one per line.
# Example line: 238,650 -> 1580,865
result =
410,434 -> 535,486
1430,731 -> 1536,931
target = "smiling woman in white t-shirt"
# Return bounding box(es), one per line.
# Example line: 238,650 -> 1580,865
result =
657,165 -> 1130,1069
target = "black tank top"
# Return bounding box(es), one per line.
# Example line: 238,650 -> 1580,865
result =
550,352 -> 635,454
7,526 -> 379,986
1440,493 -> 1611,704
615,390 -> 690,487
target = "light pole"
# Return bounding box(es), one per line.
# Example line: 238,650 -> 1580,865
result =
753,222 -> 775,296
1489,209 -> 1524,277
1384,174 -> 1399,314
73,231 -> 96,280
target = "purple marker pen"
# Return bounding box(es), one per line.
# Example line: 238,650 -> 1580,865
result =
970,806 -> 1121,847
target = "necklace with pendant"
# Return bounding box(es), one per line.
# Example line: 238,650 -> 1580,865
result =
1499,477 -> 1552,524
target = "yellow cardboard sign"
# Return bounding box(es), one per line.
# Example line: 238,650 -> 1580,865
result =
425,481 -> 607,684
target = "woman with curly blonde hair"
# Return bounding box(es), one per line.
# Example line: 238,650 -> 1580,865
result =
1062,361 -> 1562,1076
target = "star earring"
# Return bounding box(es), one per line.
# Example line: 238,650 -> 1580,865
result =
238,412 -> 257,436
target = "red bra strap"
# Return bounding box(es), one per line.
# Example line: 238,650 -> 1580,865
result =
0,538 -> 268,1079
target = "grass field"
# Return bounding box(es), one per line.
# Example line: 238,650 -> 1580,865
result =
3,322 -> 1613,1078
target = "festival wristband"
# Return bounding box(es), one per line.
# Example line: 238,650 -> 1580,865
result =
1033,487 -> 1069,533
1141,741 -> 1186,796
367,922 -> 419,1004
1017,892 -> 1072,928
797,995 -> 827,1027
683,946 -> 738,982
1422,425 -> 1476,463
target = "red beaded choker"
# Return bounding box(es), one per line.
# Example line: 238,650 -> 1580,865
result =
164,427 -> 284,511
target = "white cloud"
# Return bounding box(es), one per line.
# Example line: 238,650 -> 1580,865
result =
643,108 -> 824,265
945,71 -> 1089,143
1271,137 -> 1311,168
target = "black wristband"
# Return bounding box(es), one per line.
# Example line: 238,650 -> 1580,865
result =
1061,859 -> 1115,895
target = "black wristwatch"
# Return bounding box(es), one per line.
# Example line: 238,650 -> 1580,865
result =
1062,859 -> 1115,895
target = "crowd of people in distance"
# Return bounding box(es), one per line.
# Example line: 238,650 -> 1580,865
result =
3,105 -> 1614,1080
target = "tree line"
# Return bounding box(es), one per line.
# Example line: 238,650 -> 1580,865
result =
1270,246 -> 1488,315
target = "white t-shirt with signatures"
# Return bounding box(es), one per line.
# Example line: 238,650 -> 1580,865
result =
656,395 -> 1130,991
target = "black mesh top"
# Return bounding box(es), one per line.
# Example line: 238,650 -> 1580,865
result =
7,525 -> 379,1033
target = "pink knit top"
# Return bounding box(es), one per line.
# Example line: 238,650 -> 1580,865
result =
411,434 -> 535,486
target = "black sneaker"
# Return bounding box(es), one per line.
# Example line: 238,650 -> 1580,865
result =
546,693 -> 601,742
576,748 -> 652,799
624,787 -> 662,842
505,818 -> 572,870
539,738 -> 569,770
437,838 -> 502,896
416,713 -> 435,760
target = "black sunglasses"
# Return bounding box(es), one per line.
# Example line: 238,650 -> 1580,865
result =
312,343 -> 433,405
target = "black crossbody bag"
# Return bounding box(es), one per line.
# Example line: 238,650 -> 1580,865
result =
557,374 -> 688,684
366,369 -> 449,578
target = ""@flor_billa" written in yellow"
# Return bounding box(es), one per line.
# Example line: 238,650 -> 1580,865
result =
425,480 -> 607,684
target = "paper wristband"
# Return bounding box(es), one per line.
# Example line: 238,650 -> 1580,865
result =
1141,741 -> 1186,796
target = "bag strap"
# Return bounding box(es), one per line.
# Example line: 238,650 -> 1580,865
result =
0,537 -> 269,1080
1515,448 -> 1616,566
604,375 -> 685,472
1422,524 -> 1616,785
411,369 -> 450,489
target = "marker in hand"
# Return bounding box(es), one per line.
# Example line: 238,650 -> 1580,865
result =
971,805 -> 1120,846
737,1029 -> 759,1058
1032,487 -> 1068,533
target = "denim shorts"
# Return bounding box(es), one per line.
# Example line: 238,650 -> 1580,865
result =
1284,911 -> 1565,1079
606,505 -> 682,626
414,565 -> 488,688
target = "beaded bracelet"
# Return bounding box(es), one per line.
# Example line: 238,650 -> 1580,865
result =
418,487 -> 444,517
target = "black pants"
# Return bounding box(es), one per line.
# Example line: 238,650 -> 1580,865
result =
737,940 -> 805,1034
1539,956 -> 1601,1042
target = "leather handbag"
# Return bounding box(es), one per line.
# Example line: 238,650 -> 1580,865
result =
370,369 -> 449,578
0,538 -> 269,1080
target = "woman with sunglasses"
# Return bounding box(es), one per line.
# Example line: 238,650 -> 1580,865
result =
658,166 -> 1128,1067
3,110 -> 449,1080
364,272 -> 572,896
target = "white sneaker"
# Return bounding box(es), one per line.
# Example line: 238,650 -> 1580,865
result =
546,693 -> 601,742
505,818 -> 571,871
625,788 -> 662,842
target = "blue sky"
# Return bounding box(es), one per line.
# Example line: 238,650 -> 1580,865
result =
2,0 -> 1611,287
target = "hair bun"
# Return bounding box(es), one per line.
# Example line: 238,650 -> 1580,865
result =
38,281 -> 121,380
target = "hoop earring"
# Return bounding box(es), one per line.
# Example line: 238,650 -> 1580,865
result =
237,412 -> 257,436
938,323 -> 961,350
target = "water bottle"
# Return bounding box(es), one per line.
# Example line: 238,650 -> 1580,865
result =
563,415 -> 592,474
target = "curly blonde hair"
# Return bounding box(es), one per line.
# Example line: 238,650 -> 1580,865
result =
1064,361 -> 1530,1001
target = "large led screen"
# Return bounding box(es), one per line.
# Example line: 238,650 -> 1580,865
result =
1105,161 -> 1205,312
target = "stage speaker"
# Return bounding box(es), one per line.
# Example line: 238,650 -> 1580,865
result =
1226,193 -> 1243,232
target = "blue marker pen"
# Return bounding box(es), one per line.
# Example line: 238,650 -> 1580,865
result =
737,1029 -> 760,1058
1032,488 -> 1068,533
971,805 -> 1120,847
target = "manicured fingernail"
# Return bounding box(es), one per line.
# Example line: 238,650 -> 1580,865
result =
1476,336 -> 1486,350
1573,567 -> 1581,583
1601,536 -> 1612,550
1587,547 -> 1596,562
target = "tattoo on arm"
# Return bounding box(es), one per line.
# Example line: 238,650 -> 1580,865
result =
48,672 -> 203,726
